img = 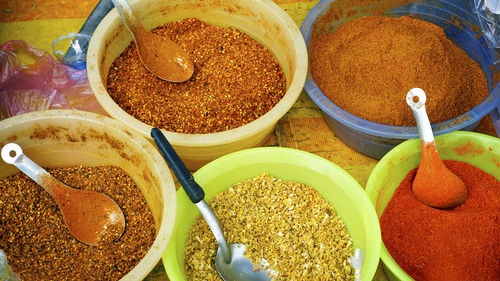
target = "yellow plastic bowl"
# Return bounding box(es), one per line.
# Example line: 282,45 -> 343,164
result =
87,0 -> 308,170
0,110 -> 177,281
162,147 -> 381,281
365,131 -> 500,281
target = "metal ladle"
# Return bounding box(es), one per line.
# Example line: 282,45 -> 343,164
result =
150,128 -> 273,281
1,143 -> 125,246
406,88 -> 468,209
110,0 -> 194,82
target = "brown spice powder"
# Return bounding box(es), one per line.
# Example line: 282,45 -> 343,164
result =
309,15 -> 488,126
0,166 -> 156,281
107,18 -> 287,134
184,174 -> 354,281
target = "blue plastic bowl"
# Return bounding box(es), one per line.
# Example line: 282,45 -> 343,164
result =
301,0 -> 500,159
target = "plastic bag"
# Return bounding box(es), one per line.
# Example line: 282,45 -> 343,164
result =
0,40 -> 107,120
51,32 -> 91,70
473,0 -> 500,65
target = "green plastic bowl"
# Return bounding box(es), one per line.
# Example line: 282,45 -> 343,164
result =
365,131 -> 500,281
162,147 -> 381,281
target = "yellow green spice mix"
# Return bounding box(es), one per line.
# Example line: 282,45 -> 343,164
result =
185,173 -> 354,280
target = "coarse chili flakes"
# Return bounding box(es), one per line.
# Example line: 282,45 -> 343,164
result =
106,18 -> 287,134
0,166 -> 156,281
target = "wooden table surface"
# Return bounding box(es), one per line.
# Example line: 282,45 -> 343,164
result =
1,0 -> 498,280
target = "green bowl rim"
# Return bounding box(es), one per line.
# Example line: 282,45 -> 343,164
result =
164,146 -> 382,281
365,130 -> 500,280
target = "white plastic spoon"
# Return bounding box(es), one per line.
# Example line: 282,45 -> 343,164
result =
406,88 -> 467,209
1,143 -> 125,246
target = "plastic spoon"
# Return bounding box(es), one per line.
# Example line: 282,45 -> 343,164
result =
150,128 -> 273,281
406,88 -> 468,209
1,143 -> 125,246
110,0 -> 194,82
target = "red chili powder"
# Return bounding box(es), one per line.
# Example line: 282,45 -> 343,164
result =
380,160 -> 500,280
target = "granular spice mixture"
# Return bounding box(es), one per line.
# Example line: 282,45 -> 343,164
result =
107,18 -> 287,134
380,160 -> 500,280
184,174 -> 354,281
0,166 -> 156,281
309,15 -> 488,126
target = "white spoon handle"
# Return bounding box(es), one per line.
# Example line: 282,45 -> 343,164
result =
406,88 -> 435,143
1,143 -> 47,189
110,0 -> 142,33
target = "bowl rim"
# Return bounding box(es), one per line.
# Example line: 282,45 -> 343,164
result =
300,0 -> 500,140
0,109 -> 178,281
364,130 -> 500,280
163,146 -> 382,281
86,0 -> 308,147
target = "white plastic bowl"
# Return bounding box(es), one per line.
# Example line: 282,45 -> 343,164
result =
87,0 -> 308,169
0,110 -> 177,281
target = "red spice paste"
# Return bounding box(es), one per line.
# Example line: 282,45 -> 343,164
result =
380,160 -> 499,280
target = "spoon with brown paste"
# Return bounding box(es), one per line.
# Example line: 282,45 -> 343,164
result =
406,88 -> 468,209
110,0 -> 194,82
1,143 -> 125,246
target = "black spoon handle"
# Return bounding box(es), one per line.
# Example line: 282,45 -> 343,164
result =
151,128 -> 205,203
62,0 -> 114,66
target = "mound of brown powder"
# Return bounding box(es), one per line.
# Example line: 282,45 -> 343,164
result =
309,15 -> 488,126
